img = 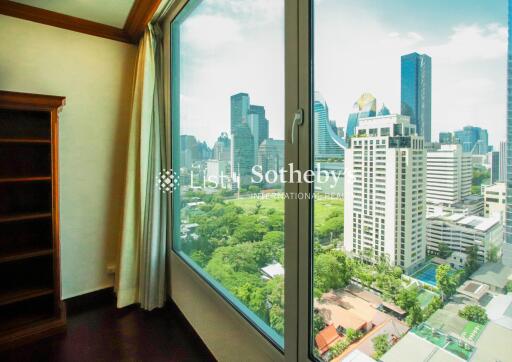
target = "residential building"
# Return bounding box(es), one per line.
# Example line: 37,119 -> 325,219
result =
401,52 -> 432,142
426,213 -> 503,263
453,126 -> 489,155
314,92 -> 346,160
499,141 -> 507,182
484,182 -> 506,223
426,144 -> 472,209
344,115 -> 426,272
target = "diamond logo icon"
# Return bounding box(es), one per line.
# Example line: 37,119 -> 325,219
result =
157,169 -> 179,194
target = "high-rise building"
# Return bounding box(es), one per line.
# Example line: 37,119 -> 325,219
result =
230,93 -> 255,186
401,52 -> 432,142
248,105 -> 269,146
426,144 -> 472,208
499,141 -> 507,182
506,0 -> 512,267
489,151 -> 500,184
345,93 -> 377,139
453,126 -> 489,155
439,132 -> 453,145
484,182 -> 507,224
180,135 -> 211,168
230,125 -> 255,186
257,139 -> 284,185
344,115 -> 426,272
212,132 -> 231,162
314,92 -> 346,160
230,93 -> 250,131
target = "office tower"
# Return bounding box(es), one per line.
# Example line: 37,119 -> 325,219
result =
344,115 -> 426,272
257,139 -> 285,184
453,126 -> 489,155
401,52 -> 432,142
506,0 -> 512,267
484,182 -> 507,223
230,125 -> 255,186
426,214 -> 503,264
247,105 -> 269,164
489,151 -> 500,184
212,132 -> 231,162
248,105 -> 269,145
180,135 -> 210,168
314,92 -> 346,160
426,144 -> 472,206
230,93 -> 255,186
499,141 -> 507,182
230,93 -> 250,131
345,93 -> 377,139
439,132 -> 453,145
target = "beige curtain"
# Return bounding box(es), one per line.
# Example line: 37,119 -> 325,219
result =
116,24 -> 168,310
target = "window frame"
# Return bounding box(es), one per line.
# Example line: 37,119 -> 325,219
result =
162,0 -> 309,360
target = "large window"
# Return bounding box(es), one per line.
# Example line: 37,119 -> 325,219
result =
310,1 -> 508,361
169,0 -> 510,360
171,0 -> 285,346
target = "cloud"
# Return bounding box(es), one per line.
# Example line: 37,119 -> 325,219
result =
181,14 -> 242,52
422,23 -> 507,63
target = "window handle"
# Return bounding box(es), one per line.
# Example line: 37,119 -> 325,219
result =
291,108 -> 304,144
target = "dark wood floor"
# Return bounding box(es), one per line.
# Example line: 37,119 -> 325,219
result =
0,292 -> 216,362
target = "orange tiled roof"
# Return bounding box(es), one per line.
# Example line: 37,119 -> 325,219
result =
315,325 -> 342,355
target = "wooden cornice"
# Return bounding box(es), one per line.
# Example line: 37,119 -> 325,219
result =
0,0 -> 163,45
0,90 -> 66,111
124,0 -> 163,43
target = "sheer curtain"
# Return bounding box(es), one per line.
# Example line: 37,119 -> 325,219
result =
116,23 -> 168,310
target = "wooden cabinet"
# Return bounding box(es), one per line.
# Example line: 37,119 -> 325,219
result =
0,91 -> 66,349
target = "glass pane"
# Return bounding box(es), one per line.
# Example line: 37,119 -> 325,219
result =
171,0 -> 285,346
311,1 -> 508,361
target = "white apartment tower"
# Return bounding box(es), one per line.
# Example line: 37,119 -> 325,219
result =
426,144 -> 472,208
344,115 -> 426,273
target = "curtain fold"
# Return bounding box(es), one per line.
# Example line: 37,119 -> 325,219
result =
116,24 -> 168,310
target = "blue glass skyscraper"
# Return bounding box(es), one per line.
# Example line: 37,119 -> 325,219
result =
314,92 -> 346,160
506,0 -> 512,266
401,52 -> 432,142
453,126 -> 489,154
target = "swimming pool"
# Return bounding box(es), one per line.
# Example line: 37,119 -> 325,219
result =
411,262 -> 440,286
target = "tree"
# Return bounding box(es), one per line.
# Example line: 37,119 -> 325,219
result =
330,340 -> 349,357
438,242 -> 452,258
423,296 -> 443,320
313,313 -> 326,337
458,305 -> 488,324
436,264 -> 457,300
506,280 -> 512,293
345,328 -> 362,343
395,286 -> 424,326
372,334 -> 390,360
313,249 -> 353,297
464,245 -> 480,277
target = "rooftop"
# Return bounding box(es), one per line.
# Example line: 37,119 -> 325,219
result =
471,322 -> 512,362
485,293 -> 512,330
380,333 -> 461,362
470,262 -> 512,289
315,324 -> 342,355
427,213 -> 500,232
456,281 -> 489,301
260,262 -> 284,280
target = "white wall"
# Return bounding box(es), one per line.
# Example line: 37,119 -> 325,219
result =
0,15 -> 137,298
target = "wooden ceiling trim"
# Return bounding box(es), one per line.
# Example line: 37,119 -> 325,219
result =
0,1 -> 133,43
124,0 -> 163,42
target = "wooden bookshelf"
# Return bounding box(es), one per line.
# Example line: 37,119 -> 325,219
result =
0,90 -> 66,350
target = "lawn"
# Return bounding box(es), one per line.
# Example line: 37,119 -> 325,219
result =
228,194 -> 344,229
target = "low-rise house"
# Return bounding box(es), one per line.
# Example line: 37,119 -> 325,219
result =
470,262 -> 512,293
315,325 -> 342,355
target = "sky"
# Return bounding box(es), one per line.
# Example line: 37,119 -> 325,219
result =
177,0 -> 508,147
